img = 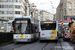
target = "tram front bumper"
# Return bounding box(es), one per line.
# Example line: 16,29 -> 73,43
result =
13,38 -> 34,42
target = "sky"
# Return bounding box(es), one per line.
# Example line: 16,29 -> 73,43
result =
29,0 -> 60,14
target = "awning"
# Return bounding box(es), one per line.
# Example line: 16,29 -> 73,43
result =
0,19 -> 9,21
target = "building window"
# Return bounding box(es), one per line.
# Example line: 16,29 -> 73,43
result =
0,5 -> 8,8
7,17 -> 13,20
19,0 -> 21,3
15,11 -> 20,14
64,10 -> 66,15
4,11 -> 7,14
4,5 -> 8,8
0,5 -> 13,8
69,3 -> 72,9
7,0 -> 12,2
15,5 -> 20,9
1,5 -> 5,8
8,5 -> 13,8
0,11 -> 4,14
64,3 -> 66,8
7,11 -> 13,14
15,0 -> 21,3
69,10 -> 72,14
40,17 -> 43,20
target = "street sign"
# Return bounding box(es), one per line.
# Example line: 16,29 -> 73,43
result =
69,17 -> 71,22
8,23 -> 12,32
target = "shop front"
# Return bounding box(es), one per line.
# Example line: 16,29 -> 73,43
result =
0,19 -> 8,32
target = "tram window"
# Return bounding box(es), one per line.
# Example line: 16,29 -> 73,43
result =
33,26 -> 36,33
15,20 -> 31,34
31,24 -> 33,33
35,26 -> 38,33
25,25 -> 30,34
35,26 -> 37,29
31,24 -> 36,33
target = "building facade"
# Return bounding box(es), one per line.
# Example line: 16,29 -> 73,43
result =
40,10 -> 53,21
56,5 -> 61,23
0,0 -> 29,22
29,8 -> 53,21
56,0 -> 75,23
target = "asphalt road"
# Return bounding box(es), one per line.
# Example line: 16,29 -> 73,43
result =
0,38 -> 74,50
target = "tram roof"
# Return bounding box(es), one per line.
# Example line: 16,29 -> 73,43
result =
15,16 -> 39,25
15,16 -> 31,20
15,18 -> 30,20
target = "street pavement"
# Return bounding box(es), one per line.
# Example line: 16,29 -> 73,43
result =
0,43 -> 25,50
0,38 -> 74,50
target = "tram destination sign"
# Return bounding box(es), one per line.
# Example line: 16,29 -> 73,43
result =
16,21 -> 27,23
